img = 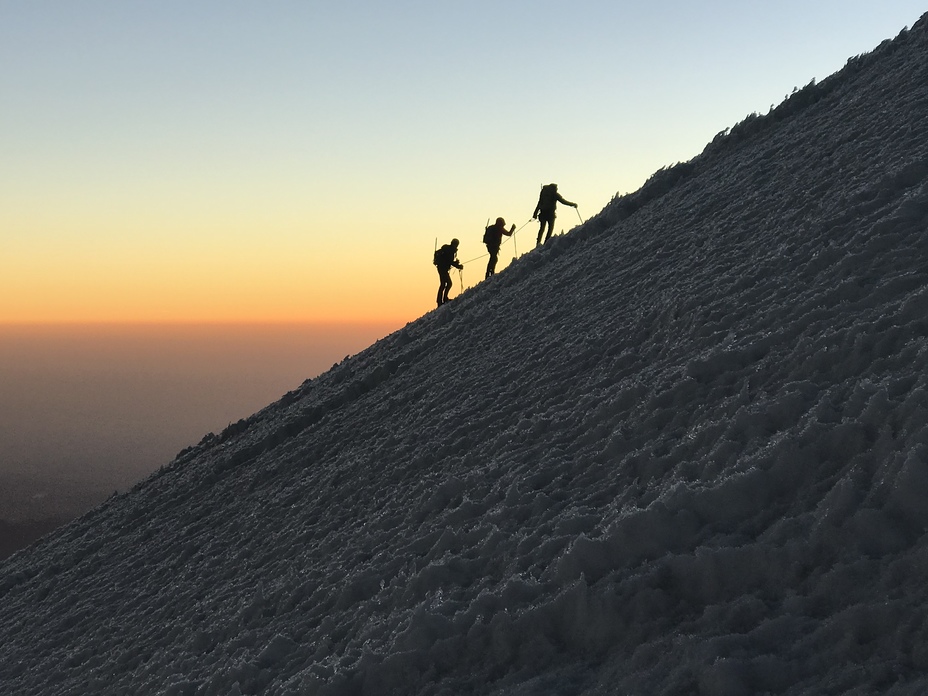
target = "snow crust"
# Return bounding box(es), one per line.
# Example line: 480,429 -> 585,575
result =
4,14 -> 928,696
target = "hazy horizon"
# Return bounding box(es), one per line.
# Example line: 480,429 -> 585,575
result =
0,321 -> 402,525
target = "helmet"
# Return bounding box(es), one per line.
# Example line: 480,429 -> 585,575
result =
496,217 -> 505,226
451,238 -> 459,247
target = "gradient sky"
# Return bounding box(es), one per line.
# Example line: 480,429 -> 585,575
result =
2,1 -> 925,324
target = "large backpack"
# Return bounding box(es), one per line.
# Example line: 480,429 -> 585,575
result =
538,184 -> 557,210
433,244 -> 453,267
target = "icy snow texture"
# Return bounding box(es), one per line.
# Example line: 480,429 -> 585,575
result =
5,15 -> 928,696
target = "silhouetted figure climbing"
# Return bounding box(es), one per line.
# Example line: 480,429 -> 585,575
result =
434,238 -> 464,307
533,183 -> 576,246
483,217 -> 515,279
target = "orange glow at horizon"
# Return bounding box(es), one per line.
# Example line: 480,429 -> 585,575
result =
1,209 -> 440,325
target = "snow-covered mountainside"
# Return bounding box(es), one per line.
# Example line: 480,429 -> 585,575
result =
4,15 -> 928,696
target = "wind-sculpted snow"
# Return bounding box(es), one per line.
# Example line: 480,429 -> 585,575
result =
4,15 -> 928,696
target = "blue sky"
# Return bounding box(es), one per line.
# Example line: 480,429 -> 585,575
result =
1,1 -> 925,322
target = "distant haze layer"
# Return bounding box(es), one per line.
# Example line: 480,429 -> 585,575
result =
0,322 -> 400,521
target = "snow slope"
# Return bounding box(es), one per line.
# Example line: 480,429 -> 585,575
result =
4,14 -> 928,696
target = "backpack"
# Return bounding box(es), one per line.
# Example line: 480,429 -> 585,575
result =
433,244 -> 453,267
482,225 -> 494,245
538,184 -> 557,209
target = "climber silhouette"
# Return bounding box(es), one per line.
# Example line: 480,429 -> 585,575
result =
533,183 -> 577,246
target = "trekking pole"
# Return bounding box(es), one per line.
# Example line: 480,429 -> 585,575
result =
512,218 -> 533,259
458,268 -> 464,294
575,206 -> 584,224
